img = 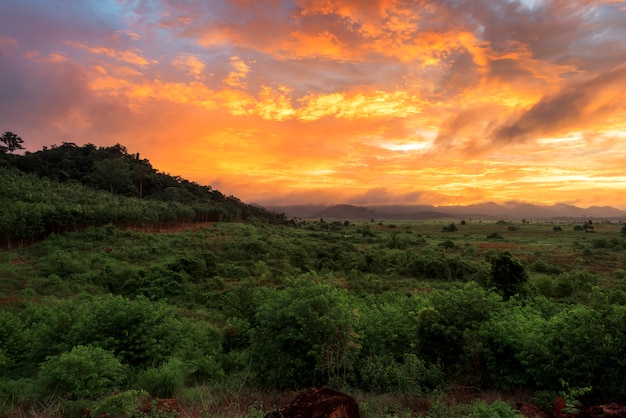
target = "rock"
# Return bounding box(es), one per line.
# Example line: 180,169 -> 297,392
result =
264,387 -> 360,418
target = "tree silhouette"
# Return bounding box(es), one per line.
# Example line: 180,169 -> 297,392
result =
489,250 -> 528,300
0,131 -> 24,154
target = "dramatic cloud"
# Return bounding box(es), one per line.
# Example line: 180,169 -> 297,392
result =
493,63 -> 626,143
1,0 -> 626,208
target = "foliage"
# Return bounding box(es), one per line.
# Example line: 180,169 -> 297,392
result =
23,295 -> 209,371
250,278 -> 359,389
489,251 -> 528,300
0,131 -> 24,154
441,223 -> 458,232
37,345 -> 126,400
425,398 -> 523,418
89,389 -> 150,418
416,282 -> 502,378
544,302 -> 626,403
137,357 -> 187,398
357,353 -> 443,395
0,141 -> 287,247
474,302 -> 552,390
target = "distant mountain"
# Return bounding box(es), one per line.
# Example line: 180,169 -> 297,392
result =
268,201 -> 626,221
315,204 -> 377,220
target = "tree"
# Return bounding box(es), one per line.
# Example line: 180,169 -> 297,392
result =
0,131 -> 24,154
92,158 -> 135,194
489,250 -> 528,300
38,345 -> 127,400
251,279 -> 359,389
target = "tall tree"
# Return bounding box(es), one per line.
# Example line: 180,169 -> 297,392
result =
489,250 -> 528,300
0,132 -> 24,154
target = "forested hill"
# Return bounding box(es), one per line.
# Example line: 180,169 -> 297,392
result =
0,142 -> 286,248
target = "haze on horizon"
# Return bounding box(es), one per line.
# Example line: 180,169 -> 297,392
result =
1,0 -> 626,209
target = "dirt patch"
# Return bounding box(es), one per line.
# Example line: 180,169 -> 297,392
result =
572,403 -> 626,418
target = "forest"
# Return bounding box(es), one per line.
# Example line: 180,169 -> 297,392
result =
1,140 -> 626,417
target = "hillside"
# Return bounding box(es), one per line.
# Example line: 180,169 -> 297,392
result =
0,142 -> 285,247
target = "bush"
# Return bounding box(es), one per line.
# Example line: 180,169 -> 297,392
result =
38,345 -> 126,400
426,398 -> 524,417
357,353 -> 443,395
544,303 -> 626,402
90,389 -> 150,418
136,357 -> 187,398
475,304 -> 552,390
416,283 -> 502,376
250,278 -> 358,389
0,310 -> 25,375
25,295 -> 187,370
442,223 -> 458,232
530,258 -> 562,275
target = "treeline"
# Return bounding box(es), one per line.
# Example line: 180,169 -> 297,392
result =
0,143 -> 285,247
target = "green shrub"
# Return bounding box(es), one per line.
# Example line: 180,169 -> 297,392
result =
136,357 -> 187,399
464,399 -> 523,417
0,310 -> 25,375
90,389 -> 150,418
357,353 -> 443,394
417,283 -> 502,376
250,278 -> 359,389
486,232 -> 504,240
531,258 -> 562,274
25,295 -> 186,370
426,398 -> 523,418
475,303 -> 552,390
544,303 -> 626,402
0,377 -> 36,413
38,345 -> 126,400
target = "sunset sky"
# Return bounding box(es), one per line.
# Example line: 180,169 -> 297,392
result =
2,1 -> 626,208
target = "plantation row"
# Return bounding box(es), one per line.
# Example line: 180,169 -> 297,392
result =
0,166 -> 285,248
2,221 -> 626,416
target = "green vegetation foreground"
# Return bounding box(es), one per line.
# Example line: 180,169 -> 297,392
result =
2,219 -> 626,417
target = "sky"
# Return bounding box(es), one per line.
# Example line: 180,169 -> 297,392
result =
1,0 -> 626,209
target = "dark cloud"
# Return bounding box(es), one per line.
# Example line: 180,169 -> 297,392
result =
492,63 -> 626,143
345,187 -> 423,206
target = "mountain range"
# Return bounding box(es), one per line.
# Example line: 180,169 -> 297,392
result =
265,202 -> 626,221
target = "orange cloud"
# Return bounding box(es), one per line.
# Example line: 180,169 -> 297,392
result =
278,30 -> 346,60
224,56 -> 251,88
171,53 -> 207,79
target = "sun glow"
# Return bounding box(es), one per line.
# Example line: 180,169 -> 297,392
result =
3,0 -> 626,209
